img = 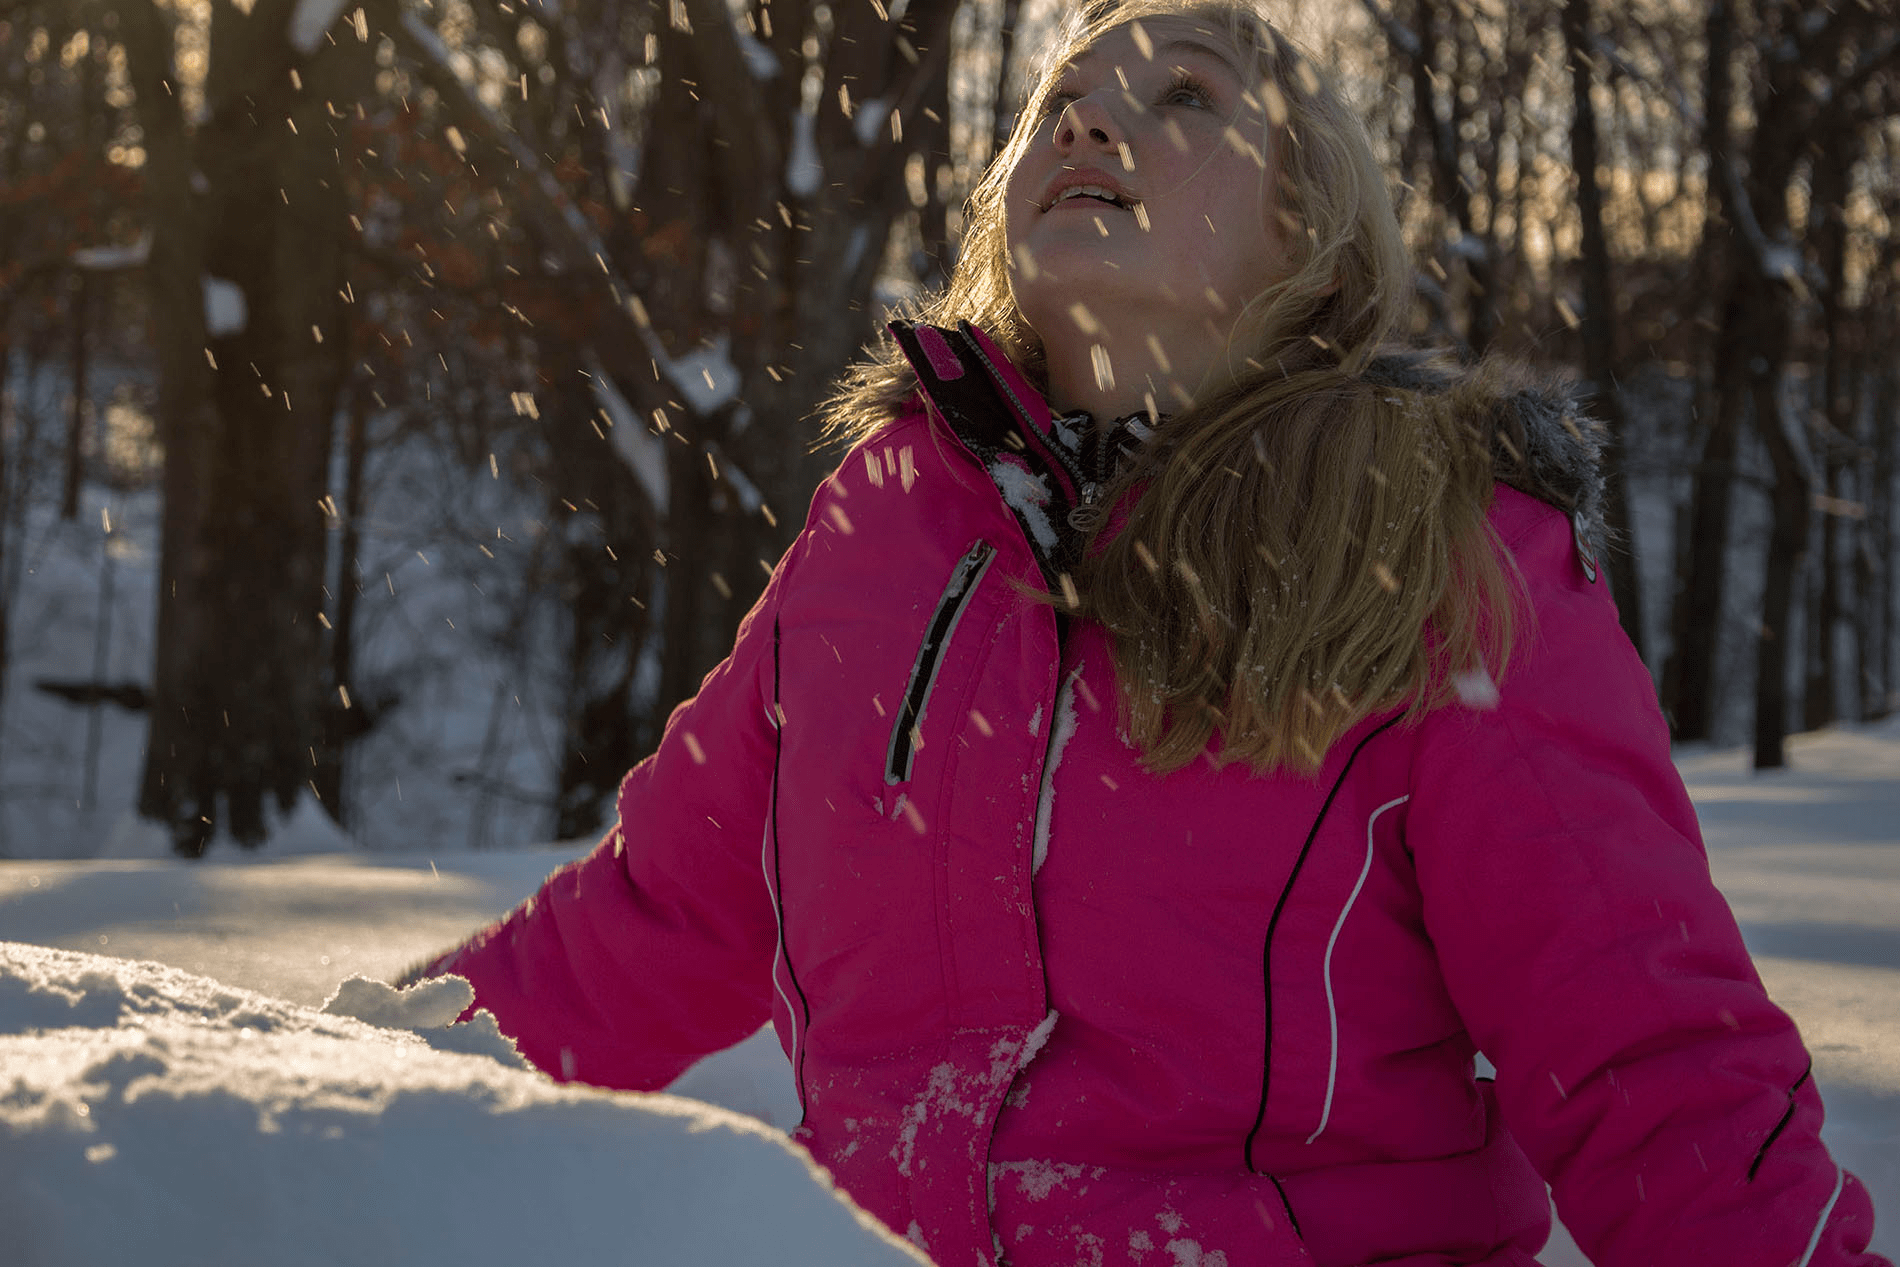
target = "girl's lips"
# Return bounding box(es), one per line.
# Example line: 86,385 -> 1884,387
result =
1047,194 -> 1128,212
1040,169 -> 1139,212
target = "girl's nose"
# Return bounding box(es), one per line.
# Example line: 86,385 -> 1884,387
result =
1055,91 -> 1123,152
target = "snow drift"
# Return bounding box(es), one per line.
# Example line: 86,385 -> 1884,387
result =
0,943 -> 924,1267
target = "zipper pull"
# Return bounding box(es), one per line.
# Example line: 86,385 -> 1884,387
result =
1069,483 -> 1101,532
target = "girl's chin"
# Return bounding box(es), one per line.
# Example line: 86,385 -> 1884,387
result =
1009,250 -> 1154,301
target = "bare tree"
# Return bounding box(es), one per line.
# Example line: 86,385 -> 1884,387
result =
114,0 -> 375,851
1562,0 -> 1644,661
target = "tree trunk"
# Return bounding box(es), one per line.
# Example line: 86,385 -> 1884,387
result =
123,0 -> 365,852
1805,134 -> 1853,730
117,0 -> 219,854
62,36 -> 103,522
990,0 -> 1024,158
1754,372 -> 1813,769
1664,302 -> 1746,741
1662,0 -> 1739,742
655,427 -> 750,717
1406,0 -> 1498,358
915,47 -> 956,292
62,272 -> 91,522
314,383 -> 374,814
1562,0 -> 1645,664
639,0 -> 957,715
1867,363 -> 1897,719
0,325 -> 9,743
544,354 -> 660,840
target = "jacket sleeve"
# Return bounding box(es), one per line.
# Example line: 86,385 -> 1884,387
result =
431,528 -> 812,1093
1407,506 -> 1886,1266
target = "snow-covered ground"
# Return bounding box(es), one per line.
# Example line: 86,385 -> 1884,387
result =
2,719 -> 1896,1263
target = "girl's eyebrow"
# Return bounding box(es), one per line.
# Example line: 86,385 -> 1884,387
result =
1061,35 -> 1243,86
1154,38 -> 1244,81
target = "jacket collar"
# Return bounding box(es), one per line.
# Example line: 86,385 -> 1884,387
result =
891,322 -> 1609,580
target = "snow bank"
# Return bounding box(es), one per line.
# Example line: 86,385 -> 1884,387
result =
0,943 -> 925,1267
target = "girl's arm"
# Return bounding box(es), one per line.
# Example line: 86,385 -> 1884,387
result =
1409,503 -> 1886,1266
423,531 -> 812,1092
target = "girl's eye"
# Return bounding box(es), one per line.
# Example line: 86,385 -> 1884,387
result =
1161,74 -> 1213,109
1040,88 -> 1079,118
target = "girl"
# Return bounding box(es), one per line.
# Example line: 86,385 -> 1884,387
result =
419,3 -> 1887,1263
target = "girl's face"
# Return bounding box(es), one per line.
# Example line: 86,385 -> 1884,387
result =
1003,17 -> 1286,371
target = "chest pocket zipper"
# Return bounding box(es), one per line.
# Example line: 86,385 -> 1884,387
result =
886,540 -> 998,784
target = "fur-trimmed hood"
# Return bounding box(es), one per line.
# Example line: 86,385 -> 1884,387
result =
1364,350 -> 1610,559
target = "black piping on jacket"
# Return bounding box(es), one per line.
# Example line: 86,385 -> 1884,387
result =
1244,713 -> 1405,1175
769,616 -> 813,1117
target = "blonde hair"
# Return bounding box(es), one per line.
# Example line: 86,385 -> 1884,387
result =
825,0 -> 1521,773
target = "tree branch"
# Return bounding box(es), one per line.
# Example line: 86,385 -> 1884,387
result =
364,0 -> 705,417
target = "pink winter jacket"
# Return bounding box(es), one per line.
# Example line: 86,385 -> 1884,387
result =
435,323 -> 1885,1266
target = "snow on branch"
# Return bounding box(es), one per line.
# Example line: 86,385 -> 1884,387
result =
786,110 -> 822,198
592,355 -> 770,523
705,438 -> 765,516
203,276 -> 249,336
71,232 -> 153,271
590,364 -> 670,516
289,0 -> 353,54
853,97 -> 892,148
736,29 -> 780,80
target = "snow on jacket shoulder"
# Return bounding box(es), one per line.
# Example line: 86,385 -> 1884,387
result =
438,323 -> 1887,1267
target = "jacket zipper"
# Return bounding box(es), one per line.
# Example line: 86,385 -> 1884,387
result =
886,540 -> 998,784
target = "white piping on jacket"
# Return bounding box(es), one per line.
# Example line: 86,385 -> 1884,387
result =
761,702 -> 801,1088
1795,1165 -> 1846,1267
1031,669 -> 1082,877
1305,793 -> 1410,1146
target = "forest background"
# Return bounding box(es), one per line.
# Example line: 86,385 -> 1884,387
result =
1,0 -> 1897,857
